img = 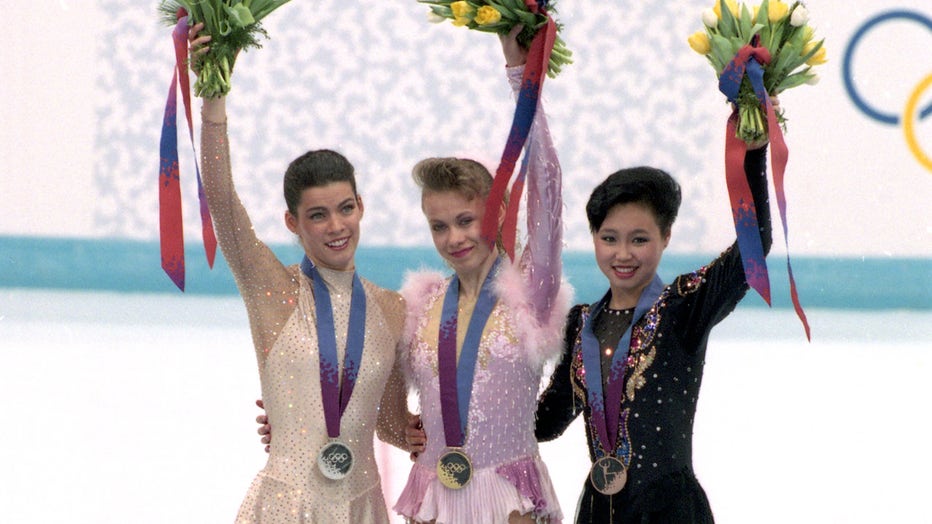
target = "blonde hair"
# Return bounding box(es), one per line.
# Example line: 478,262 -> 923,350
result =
412,157 -> 508,254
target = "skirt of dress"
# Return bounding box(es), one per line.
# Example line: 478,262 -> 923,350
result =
235,470 -> 391,524
394,455 -> 563,524
575,466 -> 714,524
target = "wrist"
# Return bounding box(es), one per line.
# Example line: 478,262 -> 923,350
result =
201,97 -> 227,124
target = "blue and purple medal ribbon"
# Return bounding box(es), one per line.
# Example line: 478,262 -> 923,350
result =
480,1 -> 557,260
159,10 -> 217,291
718,37 -> 810,340
301,256 -> 367,439
438,258 -> 501,448
580,275 -> 665,458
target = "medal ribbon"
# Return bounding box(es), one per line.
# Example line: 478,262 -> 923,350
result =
580,275 -> 665,455
718,37 -> 810,340
438,258 -> 501,447
159,10 -> 218,291
301,256 -> 367,439
480,2 -> 557,260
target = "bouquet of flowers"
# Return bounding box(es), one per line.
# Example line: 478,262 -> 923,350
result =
688,0 -> 826,143
158,0 -> 291,98
418,0 -> 573,78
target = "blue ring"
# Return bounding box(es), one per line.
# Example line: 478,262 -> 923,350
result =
842,10 -> 932,125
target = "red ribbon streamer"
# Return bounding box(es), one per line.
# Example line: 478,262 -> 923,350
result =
158,11 -> 217,291
481,12 -> 557,260
722,42 -> 811,340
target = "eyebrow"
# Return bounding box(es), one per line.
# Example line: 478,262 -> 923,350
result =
599,227 -> 651,235
305,198 -> 356,214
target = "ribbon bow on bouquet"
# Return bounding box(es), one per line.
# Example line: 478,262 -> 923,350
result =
689,0 -> 826,339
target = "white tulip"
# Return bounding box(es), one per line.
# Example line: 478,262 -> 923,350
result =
806,72 -> 820,85
790,6 -> 810,27
427,11 -> 446,24
702,8 -> 718,28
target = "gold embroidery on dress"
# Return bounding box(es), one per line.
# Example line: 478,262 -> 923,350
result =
624,298 -> 662,401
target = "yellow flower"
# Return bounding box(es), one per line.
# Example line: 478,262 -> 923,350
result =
474,5 -> 501,25
450,1 -> 474,19
804,42 -> 827,65
768,0 -> 790,22
713,0 -> 739,19
452,16 -> 471,26
688,31 -> 712,55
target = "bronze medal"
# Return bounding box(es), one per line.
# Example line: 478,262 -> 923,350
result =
590,455 -> 627,495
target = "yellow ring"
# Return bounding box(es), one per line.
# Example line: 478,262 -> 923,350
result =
903,72 -> 932,173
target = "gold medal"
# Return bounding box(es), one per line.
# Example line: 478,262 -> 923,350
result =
437,448 -> 472,489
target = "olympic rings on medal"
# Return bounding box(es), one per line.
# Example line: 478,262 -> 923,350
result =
842,10 -> 932,173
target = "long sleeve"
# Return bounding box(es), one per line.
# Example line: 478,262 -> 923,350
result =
506,66 -> 564,325
673,145 -> 774,343
535,305 -> 584,441
744,146 -> 772,255
200,111 -> 296,356
376,354 -> 410,450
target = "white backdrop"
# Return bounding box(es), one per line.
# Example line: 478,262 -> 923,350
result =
1,0 -> 930,256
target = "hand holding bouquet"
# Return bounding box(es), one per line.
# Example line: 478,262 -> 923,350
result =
418,0 -> 573,78
688,0 -> 826,143
158,0 -> 291,98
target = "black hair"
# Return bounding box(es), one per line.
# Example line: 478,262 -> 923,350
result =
586,166 -> 682,235
283,149 -> 357,216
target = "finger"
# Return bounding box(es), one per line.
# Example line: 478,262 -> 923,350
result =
258,425 -> 271,436
255,414 -> 268,424
261,435 -> 270,445
188,22 -> 206,40
265,445 -> 271,453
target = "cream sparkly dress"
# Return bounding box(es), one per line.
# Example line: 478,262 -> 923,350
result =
201,120 -> 407,523
393,66 -> 572,524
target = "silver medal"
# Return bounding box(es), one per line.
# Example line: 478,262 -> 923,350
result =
317,440 -> 353,480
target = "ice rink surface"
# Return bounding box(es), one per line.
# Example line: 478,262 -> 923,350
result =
1,288 -> 930,523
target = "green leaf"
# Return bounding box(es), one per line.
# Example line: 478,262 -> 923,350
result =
718,0 -> 738,37
756,0 -> 771,25
710,33 -> 734,73
738,3 -> 753,40
224,3 -> 256,28
775,68 -> 813,91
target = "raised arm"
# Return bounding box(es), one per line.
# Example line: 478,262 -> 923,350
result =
744,143 -> 772,255
192,24 -> 295,351
501,28 -> 564,323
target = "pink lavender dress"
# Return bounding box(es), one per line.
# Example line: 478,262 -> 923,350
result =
393,66 -> 571,524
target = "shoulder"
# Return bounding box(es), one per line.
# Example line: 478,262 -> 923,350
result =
399,269 -> 448,311
362,279 -> 405,329
669,244 -> 738,298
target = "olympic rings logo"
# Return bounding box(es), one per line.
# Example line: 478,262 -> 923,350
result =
323,451 -> 349,464
440,462 -> 468,474
842,10 -> 932,172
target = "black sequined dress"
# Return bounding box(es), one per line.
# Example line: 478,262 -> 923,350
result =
535,148 -> 771,523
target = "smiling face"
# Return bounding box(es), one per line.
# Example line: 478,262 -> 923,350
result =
285,181 -> 363,271
421,189 -> 496,278
593,202 -> 670,309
